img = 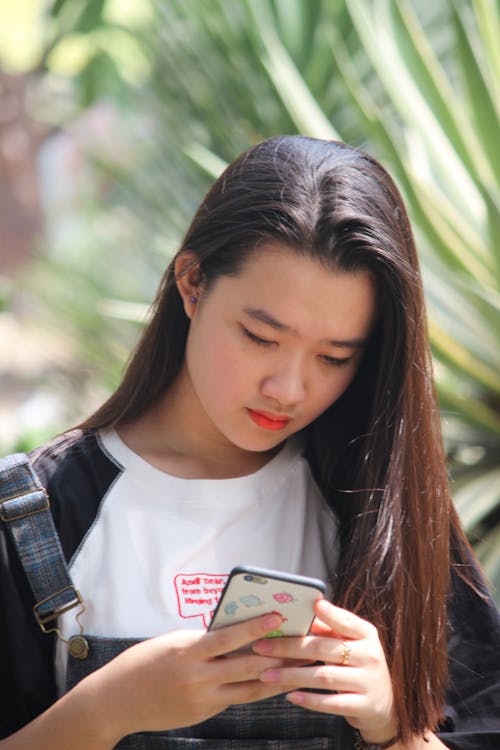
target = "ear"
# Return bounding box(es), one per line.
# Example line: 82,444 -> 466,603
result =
174,252 -> 202,319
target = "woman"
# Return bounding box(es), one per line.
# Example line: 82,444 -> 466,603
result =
1,136 -> 499,749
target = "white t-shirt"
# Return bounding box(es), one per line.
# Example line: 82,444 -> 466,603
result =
56,429 -> 338,692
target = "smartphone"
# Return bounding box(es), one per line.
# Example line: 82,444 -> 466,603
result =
208,565 -> 326,637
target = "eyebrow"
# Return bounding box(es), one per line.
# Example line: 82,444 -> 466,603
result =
242,307 -> 368,349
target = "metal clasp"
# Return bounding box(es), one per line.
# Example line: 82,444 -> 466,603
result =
33,585 -> 85,633
33,586 -> 89,658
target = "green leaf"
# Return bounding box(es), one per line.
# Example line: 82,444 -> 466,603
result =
475,523 -> 500,603
259,34 -> 339,139
183,143 -> 227,180
384,0 -> 493,188
76,0 -> 107,33
430,319 -> 500,395
453,5 -> 500,186
409,177 -> 494,284
436,380 -> 500,435
78,49 -> 123,106
245,1 -> 340,140
453,466 -> 500,532
452,275 -> 500,339
425,274 -> 500,370
50,0 -> 72,17
472,0 -> 500,90
345,0 -> 484,223
97,299 -> 150,323
271,0 -> 322,68
484,190 -> 500,279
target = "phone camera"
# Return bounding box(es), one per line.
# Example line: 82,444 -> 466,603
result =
244,574 -> 268,585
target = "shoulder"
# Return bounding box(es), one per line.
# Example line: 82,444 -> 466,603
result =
0,430 -> 123,735
30,428 -> 118,489
29,429 -> 122,561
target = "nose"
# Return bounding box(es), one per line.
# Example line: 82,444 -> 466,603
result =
260,359 -> 307,408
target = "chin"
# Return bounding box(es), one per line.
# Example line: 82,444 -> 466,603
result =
230,431 -> 290,454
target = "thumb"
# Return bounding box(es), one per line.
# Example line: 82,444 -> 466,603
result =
309,618 -> 343,639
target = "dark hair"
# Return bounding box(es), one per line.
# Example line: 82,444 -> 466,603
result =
80,136 -> 480,741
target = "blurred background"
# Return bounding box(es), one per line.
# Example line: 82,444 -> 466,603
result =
0,0 -> 499,595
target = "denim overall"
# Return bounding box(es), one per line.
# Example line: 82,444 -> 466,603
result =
1,453 -> 355,749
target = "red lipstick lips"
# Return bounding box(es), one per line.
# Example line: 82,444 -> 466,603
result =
247,409 -> 291,431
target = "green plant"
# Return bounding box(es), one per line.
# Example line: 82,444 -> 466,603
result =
7,0 -> 498,591
325,0 -> 500,591
144,0 -> 500,591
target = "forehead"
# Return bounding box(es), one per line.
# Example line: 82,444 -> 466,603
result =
209,243 -> 377,341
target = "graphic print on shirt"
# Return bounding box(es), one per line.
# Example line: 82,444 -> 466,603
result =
174,573 -> 228,627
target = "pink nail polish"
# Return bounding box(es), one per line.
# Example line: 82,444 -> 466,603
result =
263,612 -> 282,630
254,639 -> 273,654
286,692 -> 305,705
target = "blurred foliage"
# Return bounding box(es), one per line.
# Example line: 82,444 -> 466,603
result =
1,0 -> 499,591
141,0 -> 500,592
325,0 -> 500,589
0,0 -> 152,103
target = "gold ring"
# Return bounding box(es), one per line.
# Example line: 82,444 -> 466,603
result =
341,641 -> 351,666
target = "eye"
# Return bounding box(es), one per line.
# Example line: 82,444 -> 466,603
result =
320,354 -> 353,367
241,326 -> 275,347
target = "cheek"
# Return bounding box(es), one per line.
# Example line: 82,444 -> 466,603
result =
196,336 -> 250,401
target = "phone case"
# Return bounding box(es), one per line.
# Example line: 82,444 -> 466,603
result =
208,565 -> 326,637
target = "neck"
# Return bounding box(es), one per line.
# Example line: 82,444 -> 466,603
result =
118,366 -> 280,479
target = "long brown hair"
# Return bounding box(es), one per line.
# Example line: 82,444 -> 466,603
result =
80,136 -> 481,741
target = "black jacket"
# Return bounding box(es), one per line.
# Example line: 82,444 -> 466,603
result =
1,432 -> 500,747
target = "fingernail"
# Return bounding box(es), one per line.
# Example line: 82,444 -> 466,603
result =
262,612 -> 282,631
260,669 -> 281,683
286,691 -> 305,705
253,639 -> 273,654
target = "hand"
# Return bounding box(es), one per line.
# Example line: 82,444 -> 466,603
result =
80,612 -> 299,741
253,599 -> 398,744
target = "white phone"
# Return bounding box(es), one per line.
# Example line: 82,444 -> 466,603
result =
208,565 -> 326,637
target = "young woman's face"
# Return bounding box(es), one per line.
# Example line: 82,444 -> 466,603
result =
179,244 -> 377,456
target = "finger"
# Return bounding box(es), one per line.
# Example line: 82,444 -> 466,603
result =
253,634 -> 357,666
214,653 -> 295,684
204,613 -> 284,658
314,600 -> 374,640
219,679 -> 292,706
309,618 -> 346,640
259,664 -> 361,693
286,689 -> 366,716
309,618 -> 335,636
221,647 -> 314,671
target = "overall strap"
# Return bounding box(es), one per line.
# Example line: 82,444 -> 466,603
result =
0,452 -> 85,636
